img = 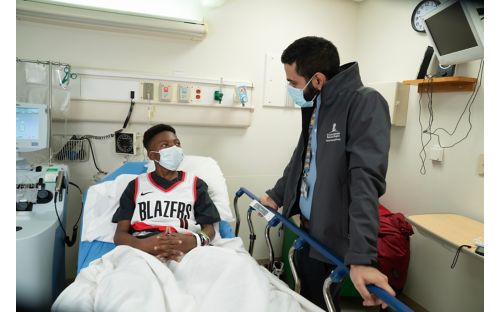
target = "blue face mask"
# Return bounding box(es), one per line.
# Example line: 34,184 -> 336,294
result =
152,145 -> 184,171
287,76 -> 317,108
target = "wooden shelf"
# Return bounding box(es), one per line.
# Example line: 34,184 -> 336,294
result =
402,76 -> 477,93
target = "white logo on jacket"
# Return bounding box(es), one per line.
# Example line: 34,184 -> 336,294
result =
326,122 -> 341,142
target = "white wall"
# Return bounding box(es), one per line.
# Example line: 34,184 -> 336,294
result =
16,0 -> 360,281
356,1 -> 484,311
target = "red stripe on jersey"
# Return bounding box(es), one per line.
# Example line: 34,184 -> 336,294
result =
133,177 -> 139,204
147,171 -> 186,192
132,222 -> 178,233
193,176 -> 198,203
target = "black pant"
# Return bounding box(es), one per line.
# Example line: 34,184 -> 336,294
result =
295,243 -> 342,311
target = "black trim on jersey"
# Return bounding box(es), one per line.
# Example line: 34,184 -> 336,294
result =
147,171 -> 186,192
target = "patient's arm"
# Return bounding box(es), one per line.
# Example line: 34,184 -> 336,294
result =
201,223 -> 216,241
114,220 -> 184,259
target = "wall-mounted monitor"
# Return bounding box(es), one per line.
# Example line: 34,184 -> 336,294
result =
423,0 -> 483,66
16,102 -> 49,152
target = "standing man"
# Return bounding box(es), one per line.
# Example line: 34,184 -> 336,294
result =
260,36 -> 395,310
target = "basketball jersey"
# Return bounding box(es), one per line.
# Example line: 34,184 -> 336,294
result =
130,171 -> 201,235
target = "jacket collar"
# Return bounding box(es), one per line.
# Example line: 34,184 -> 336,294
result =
319,62 -> 363,106
300,62 -> 363,131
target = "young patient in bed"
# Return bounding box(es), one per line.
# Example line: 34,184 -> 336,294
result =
52,123 -> 324,312
112,124 -> 221,262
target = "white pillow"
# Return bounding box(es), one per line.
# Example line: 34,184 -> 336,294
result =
82,174 -> 137,242
147,155 -> 234,222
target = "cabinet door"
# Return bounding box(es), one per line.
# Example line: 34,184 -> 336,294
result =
365,82 -> 409,127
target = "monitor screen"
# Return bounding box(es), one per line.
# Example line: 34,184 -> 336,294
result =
425,2 -> 477,55
16,102 -> 49,152
423,0 -> 483,65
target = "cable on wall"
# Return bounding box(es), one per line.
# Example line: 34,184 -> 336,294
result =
426,60 -> 484,148
417,60 -> 483,174
418,75 -> 435,175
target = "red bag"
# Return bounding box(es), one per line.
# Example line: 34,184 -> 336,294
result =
377,205 -> 414,291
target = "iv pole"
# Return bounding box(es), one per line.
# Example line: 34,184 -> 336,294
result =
16,58 -> 73,165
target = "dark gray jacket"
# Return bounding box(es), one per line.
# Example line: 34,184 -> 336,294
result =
266,62 -> 390,266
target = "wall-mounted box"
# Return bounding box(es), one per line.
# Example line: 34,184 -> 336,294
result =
366,81 -> 410,126
140,81 -> 156,101
159,82 -> 176,102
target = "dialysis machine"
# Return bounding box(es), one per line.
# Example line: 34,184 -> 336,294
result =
16,102 -> 69,311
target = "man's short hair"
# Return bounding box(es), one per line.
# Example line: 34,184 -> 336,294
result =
281,36 -> 340,80
143,124 -> 176,150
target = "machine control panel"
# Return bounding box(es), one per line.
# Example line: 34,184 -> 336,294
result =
16,164 -> 68,213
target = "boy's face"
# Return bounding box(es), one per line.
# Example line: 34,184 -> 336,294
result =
148,131 -> 181,161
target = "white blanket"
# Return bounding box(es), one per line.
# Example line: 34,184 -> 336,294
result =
52,238 -> 323,312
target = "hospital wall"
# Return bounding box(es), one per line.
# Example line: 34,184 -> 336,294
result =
355,1 -> 484,312
16,0 -> 484,310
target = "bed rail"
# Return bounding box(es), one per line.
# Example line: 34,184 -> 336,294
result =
234,187 -> 413,312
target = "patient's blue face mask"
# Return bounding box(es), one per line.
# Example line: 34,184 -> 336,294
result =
287,76 -> 317,108
152,145 -> 184,171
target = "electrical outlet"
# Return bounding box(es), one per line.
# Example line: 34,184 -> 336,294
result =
477,153 -> 484,176
429,145 -> 444,162
193,85 -> 203,103
115,132 -> 136,155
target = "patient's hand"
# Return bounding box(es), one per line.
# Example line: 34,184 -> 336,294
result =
154,232 -> 197,261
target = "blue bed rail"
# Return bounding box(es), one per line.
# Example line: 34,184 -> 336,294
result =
235,187 -> 413,312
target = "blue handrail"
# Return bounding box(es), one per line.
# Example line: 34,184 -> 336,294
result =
235,187 -> 413,312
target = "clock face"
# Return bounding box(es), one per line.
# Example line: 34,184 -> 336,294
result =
115,133 -> 135,154
411,0 -> 441,32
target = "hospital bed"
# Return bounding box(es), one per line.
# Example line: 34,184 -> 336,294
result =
74,158 -> 412,312
68,157 -> 325,312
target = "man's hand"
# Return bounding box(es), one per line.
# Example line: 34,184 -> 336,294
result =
259,195 -> 278,210
350,264 -> 396,309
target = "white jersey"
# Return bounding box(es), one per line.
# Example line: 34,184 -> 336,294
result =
130,171 -> 201,235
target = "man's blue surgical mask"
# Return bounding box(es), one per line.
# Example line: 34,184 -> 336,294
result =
152,145 -> 184,171
287,76 -> 317,108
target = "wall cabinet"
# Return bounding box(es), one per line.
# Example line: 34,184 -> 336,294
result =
366,81 -> 410,127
